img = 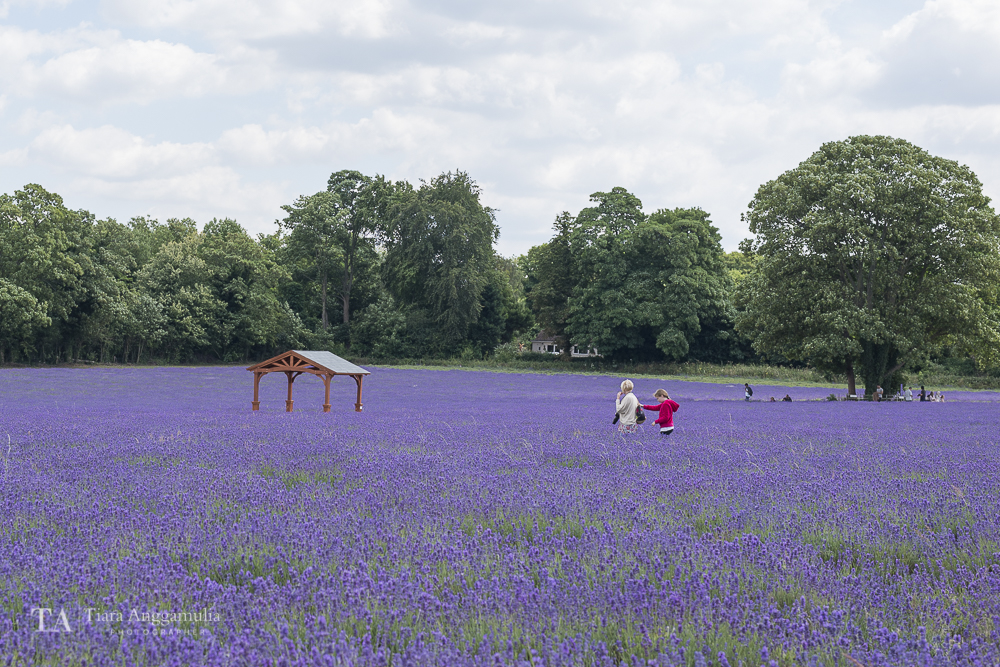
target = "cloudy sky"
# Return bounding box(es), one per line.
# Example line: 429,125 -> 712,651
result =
1,0 -> 999,254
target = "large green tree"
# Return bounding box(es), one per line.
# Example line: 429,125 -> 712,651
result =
199,218 -> 300,360
736,135 -> 1000,396
279,192 -> 344,332
0,184 -> 101,361
279,173 -> 385,341
138,233 -> 224,361
325,170 -> 387,328
523,213 -> 576,358
381,171 -> 499,351
0,279 -> 49,363
564,190 -> 735,361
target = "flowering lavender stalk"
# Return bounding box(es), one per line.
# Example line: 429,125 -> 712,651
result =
0,366 -> 998,666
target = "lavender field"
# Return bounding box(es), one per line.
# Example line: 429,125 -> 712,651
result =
2,367 -> 999,666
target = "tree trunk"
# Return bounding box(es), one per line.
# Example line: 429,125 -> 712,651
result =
320,272 -> 329,331
341,266 -> 352,326
846,362 -> 856,397
342,237 -> 355,326
556,334 -> 572,361
860,340 -> 900,397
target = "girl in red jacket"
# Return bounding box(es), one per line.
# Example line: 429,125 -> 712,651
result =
642,389 -> 680,435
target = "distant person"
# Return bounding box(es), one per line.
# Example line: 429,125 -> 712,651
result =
875,385 -> 883,402
642,389 -> 680,435
782,394 -> 792,402
905,387 -> 913,402
744,383 -> 753,401
615,380 -> 641,434
919,386 -> 926,402
769,397 -> 776,402
939,392 -> 945,402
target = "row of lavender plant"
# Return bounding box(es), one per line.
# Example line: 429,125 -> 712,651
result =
1,368 -> 998,665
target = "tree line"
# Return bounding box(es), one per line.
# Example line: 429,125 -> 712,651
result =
0,170 -> 749,367
0,170 -> 535,364
2,136 -> 999,396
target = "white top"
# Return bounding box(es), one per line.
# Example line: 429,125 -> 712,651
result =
615,392 -> 640,425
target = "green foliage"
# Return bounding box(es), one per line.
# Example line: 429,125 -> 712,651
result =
523,191 -> 740,364
722,250 -> 756,287
4,151 -> 997,379
0,185 -> 91,360
467,260 -> 532,355
138,233 -> 225,360
278,191 -> 344,332
350,294 -> 411,358
0,184 -> 307,363
199,218 -> 299,360
737,135 -> 1000,395
0,279 -> 50,362
382,171 -> 501,352
323,170 -> 386,329
556,189 -> 738,362
523,212 -> 575,357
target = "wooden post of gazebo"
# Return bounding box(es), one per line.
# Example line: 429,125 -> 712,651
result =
246,351 -> 370,413
353,375 -> 363,412
252,371 -> 262,410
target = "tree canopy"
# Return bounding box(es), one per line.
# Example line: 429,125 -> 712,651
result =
3,144 -> 997,382
524,188 -> 740,363
736,135 -> 1000,395
380,171 -> 500,353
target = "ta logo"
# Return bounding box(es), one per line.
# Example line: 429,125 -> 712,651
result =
31,608 -> 72,633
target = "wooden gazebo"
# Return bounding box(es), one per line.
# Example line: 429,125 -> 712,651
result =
246,350 -> 370,412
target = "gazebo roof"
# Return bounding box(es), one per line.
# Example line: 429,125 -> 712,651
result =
247,350 -> 370,375
292,350 -> 370,375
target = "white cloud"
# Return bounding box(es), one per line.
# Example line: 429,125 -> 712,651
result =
77,166 -> 284,215
3,0 -> 1000,249
888,0 -> 1000,40
35,40 -> 227,102
781,47 -> 882,101
29,124 -> 215,179
217,124 -> 333,166
103,0 -> 398,40
0,146 -> 28,166
0,25 -> 270,104
443,21 -> 518,46
0,0 -> 71,19
7,122 -> 286,225
860,0 -> 1000,106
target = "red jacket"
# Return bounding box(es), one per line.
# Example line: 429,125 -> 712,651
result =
642,399 -> 679,428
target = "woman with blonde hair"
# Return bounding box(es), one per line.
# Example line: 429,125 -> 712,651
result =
615,379 -> 641,433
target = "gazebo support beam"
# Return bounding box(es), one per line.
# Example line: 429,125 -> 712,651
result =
252,372 -> 262,411
353,374 -> 364,411
284,371 -> 302,412
322,374 -> 332,413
